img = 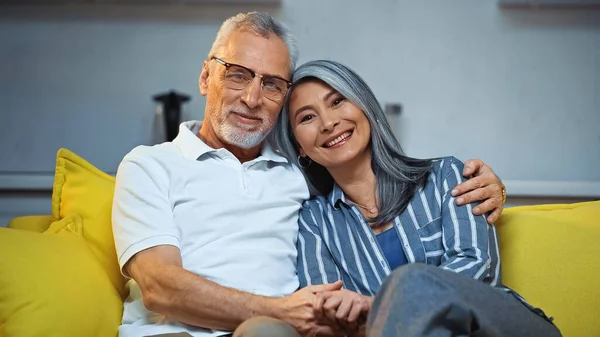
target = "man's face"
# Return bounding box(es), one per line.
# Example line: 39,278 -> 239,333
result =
199,30 -> 291,149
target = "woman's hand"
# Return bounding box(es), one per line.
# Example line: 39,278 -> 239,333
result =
452,159 -> 506,223
272,281 -> 344,337
313,289 -> 373,336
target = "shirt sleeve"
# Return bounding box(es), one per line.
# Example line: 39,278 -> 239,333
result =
438,157 -> 500,284
112,150 -> 181,277
296,202 -> 342,288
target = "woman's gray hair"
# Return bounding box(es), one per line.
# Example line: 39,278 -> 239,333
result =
208,12 -> 298,72
268,60 -> 434,226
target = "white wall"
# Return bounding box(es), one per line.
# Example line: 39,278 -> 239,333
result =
293,2 -> 600,184
1,1 -> 599,225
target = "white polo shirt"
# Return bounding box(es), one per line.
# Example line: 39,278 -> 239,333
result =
112,121 -> 309,337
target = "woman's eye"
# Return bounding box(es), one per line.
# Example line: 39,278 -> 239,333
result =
300,115 -> 315,123
332,96 -> 345,106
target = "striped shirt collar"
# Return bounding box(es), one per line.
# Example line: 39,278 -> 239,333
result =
329,183 -> 349,209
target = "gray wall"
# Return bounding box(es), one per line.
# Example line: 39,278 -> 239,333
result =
1,1 -> 599,226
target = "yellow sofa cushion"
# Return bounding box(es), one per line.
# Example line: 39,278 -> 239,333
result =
497,200 -> 600,337
52,148 -> 126,298
7,215 -> 53,233
46,213 -> 83,235
0,220 -> 122,337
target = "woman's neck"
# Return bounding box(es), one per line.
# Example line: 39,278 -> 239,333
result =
328,152 -> 377,208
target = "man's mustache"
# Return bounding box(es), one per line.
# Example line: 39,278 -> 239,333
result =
228,108 -> 263,120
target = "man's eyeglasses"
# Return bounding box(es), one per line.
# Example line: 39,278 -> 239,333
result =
211,57 -> 292,102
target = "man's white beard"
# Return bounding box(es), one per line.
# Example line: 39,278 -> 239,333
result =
213,115 -> 272,149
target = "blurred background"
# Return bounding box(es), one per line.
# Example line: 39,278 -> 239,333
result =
0,0 -> 599,226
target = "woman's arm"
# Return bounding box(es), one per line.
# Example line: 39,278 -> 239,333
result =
438,157 -> 500,285
297,203 -> 372,336
296,203 -> 343,287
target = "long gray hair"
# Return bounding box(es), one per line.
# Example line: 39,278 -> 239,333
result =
268,60 -> 434,225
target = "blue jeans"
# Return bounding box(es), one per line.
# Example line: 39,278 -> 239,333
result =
368,263 -> 562,337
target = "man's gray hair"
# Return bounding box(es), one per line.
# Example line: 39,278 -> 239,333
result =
208,12 -> 298,72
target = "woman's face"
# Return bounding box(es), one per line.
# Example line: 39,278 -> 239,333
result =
288,79 -> 371,170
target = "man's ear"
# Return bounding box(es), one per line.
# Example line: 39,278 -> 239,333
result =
199,60 -> 210,96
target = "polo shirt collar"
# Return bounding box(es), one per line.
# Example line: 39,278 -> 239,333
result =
259,143 -> 288,163
173,121 -> 216,160
173,120 -> 289,164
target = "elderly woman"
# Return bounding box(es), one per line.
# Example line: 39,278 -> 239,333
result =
269,60 -> 561,337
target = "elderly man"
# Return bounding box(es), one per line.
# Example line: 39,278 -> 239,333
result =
112,12 -> 506,337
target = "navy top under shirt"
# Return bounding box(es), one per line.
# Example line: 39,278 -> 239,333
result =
376,228 -> 408,270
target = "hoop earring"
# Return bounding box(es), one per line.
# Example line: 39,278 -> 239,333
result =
297,155 -> 312,169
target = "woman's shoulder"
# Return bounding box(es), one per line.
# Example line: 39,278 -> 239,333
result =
301,195 -> 331,212
430,156 -> 466,178
298,195 -> 333,228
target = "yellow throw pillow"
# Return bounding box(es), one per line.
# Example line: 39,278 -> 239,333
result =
497,200 -> 600,337
0,225 -> 122,337
52,148 -> 126,298
46,213 -> 83,235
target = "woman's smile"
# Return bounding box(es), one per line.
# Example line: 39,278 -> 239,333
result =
322,130 -> 353,148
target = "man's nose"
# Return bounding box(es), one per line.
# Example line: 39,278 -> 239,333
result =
240,77 -> 263,109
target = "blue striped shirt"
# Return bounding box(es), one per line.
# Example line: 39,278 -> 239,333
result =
296,156 -> 508,297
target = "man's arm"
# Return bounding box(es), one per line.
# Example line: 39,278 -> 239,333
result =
452,159 -> 506,223
127,241 -> 345,335
127,245 -> 277,331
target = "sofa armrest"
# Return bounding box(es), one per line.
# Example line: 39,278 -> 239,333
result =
8,215 -> 53,233
495,200 -> 600,337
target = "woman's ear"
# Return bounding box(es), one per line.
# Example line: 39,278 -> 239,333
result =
299,148 -> 307,157
199,60 -> 210,96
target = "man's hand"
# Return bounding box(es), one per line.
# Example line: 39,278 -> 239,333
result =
313,289 -> 373,337
272,281 -> 344,337
452,159 -> 505,223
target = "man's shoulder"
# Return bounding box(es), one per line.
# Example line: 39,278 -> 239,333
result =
120,142 -> 180,167
116,142 -> 183,182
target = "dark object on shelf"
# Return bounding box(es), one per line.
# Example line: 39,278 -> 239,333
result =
153,90 -> 191,142
385,103 -> 402,116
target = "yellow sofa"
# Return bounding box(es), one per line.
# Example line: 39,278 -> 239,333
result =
1,148 -> 599,337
